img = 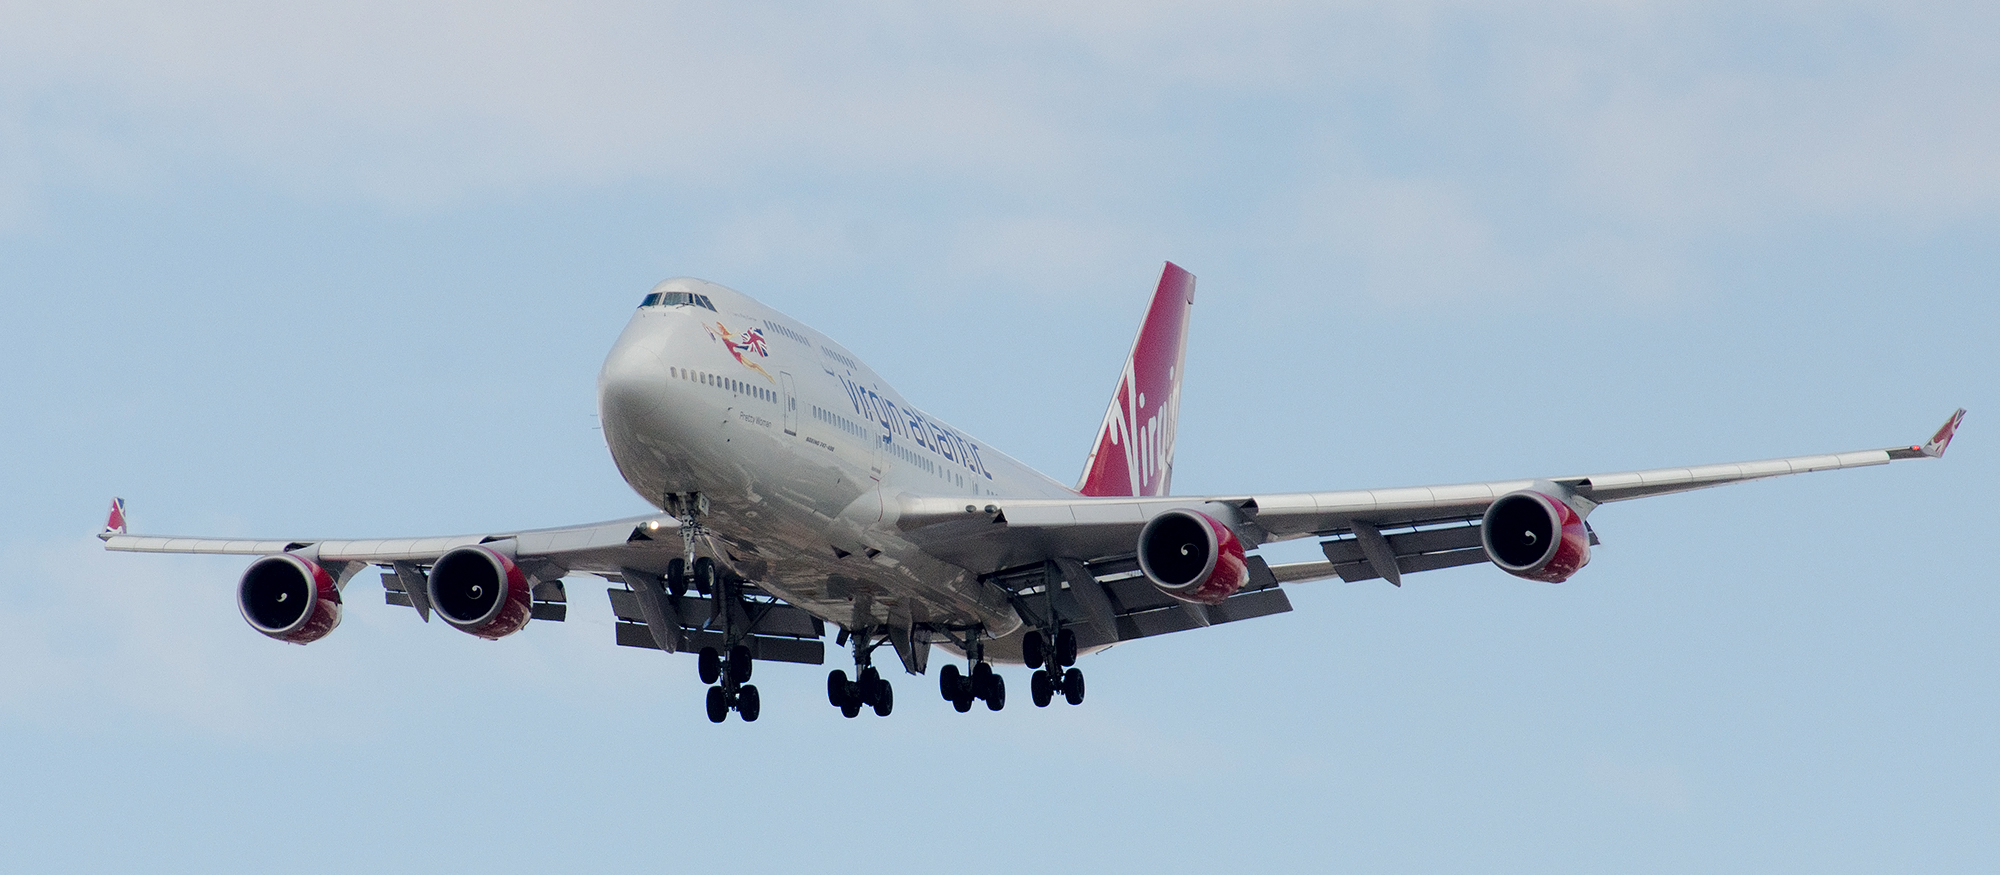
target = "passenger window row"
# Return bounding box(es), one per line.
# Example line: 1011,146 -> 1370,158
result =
760,319 -> 810,346
672,366 -> 777,403
811,405 -> 869,440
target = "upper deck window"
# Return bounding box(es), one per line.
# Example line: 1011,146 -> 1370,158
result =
640,290 -> 718,311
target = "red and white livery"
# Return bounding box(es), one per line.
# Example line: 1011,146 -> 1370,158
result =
100,263 -> 1964,723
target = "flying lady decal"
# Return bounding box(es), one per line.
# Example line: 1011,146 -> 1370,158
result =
707,322 -> 776,382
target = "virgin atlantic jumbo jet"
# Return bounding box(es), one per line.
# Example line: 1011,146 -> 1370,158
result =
101,264 -> 1964,723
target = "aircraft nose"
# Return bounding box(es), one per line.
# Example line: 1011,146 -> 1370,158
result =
598,329 -> 669,423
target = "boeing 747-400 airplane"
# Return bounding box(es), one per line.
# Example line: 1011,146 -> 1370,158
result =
100,264 -> 1964,722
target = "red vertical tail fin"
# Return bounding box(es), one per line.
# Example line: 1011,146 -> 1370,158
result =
1077,262 -> 1196,497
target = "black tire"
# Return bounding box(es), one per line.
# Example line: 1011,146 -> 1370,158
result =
666,557 -> 687,598
939,664 -> 962,701
985,674 -> 1006,711
859,666 -> 882,705
729,645 -> 753,682
872,680 -> 894,717
971,662 -> 994,700
692,556 -> 716,596
738,684 -> 760,722
827,670 -> 850,707
697,647 -> 721,685
705,685 -> 728,723
952,693 -> 973,713
1030,669 -> 1053,707
1063,668 -> 1085,705
1022,630 -> 1045,669
1056,628 -> 1078,667
841,699 -> 862,718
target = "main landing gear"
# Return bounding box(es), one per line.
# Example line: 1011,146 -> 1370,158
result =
1022,627 -> 1083,707
826,626 -> 893,718
939,661 -> 1005,712
936,627 -> 1005,713
700,641 -> 760,723
675,553 -> 759,723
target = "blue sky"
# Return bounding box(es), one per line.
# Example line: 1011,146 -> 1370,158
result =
2,3 -> 1995,872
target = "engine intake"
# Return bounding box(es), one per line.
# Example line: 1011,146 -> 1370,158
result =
428,545 -> 533,639
1480,490 -> 1591,583
237,554 -> 342,644
1137,508 -> 1249,605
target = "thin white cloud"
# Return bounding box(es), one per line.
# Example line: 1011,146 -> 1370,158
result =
1,1 -> 1993,301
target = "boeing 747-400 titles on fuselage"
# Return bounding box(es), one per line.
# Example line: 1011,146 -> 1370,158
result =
101,263 -> 1965,722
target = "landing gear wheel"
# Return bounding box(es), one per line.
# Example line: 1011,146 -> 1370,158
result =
1030,669 -> 1053,707
859,666 -> 882,705
1055,628 -> 1078,667
692,556 -> 716,596
827,670 -> 851,708
729,645 -> 753,682
1063,668 -> 1085,705
872,680 -> 894,716
971,662 -> 994,700
939,664 -> 963,701
984,674 -> 1006,711
665,557 -> 687,598
952,693 -> 974,713
738,684 -> 760,722
697,647 -> 721,685
1022,631 -> 1046,669
841,699 -> 862,718
705,685 -> 728,723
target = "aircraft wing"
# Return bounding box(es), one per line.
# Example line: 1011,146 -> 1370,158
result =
100,511 -> 687,579
895,409 -> 1966,586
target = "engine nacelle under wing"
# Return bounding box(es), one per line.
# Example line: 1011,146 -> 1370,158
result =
1480,490 -> 1591,583
428,545 -> 534,639
1137,508 -> 1250,605
238,554 -> 343,644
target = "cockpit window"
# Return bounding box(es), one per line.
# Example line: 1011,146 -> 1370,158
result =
640,290 -> 719,311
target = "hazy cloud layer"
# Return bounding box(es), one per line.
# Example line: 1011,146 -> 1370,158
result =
3,2 -> 1995,304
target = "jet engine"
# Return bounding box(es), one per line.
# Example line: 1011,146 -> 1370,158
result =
237,554 -> 343,644
1136,508 -> 1249,605
1480,490 -> 1591,583
427,545 -> 534,639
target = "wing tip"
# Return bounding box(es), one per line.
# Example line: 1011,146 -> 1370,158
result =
1922,408 -> 1966,458
102,497 -> 128,537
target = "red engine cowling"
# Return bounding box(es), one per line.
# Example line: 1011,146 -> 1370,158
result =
427,545 -> 533,639
237,554 -> 343,644
1480,490 -> 1591,583
1137,508 -> 1249,605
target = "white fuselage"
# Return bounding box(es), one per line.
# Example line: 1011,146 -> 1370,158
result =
595,278 -> 1073,638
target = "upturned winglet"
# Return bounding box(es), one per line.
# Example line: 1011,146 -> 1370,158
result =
1887,409 -> 1965,460
1922,408 -> 1966,458
100,497 -> 128,539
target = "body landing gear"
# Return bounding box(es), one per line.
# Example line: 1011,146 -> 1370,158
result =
667,495 -> 760,724
940,663 -> 1006,711
701,642 -> 759,723
1023,627 -> 1083,707
826,626 -> 894,718
827,666 -> 893,717
938,628 -> 1006,713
